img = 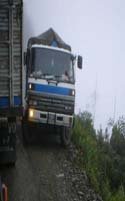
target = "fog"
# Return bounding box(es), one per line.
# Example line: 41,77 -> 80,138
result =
23,0 -> 125,129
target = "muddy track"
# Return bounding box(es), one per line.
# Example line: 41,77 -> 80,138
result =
0,124 -> 102,201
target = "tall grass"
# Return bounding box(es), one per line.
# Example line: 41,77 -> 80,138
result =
72,111 -> 125,201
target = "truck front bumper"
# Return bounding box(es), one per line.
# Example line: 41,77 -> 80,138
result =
28,108 -> 73,127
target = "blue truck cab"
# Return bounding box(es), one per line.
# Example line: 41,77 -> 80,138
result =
23,28 -> 82,145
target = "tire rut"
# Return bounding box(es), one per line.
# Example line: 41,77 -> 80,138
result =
26,143 -> 71,201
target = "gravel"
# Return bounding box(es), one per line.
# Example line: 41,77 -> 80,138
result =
0,124 -> 103,201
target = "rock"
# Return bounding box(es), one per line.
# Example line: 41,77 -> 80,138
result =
56,173 -> 64,178
78,191 -> 84,196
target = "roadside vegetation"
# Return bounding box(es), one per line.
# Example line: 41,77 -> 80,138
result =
72,111 -> 125,201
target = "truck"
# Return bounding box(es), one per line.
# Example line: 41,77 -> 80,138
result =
0,0 -> 23,164
22,28 -> 82,146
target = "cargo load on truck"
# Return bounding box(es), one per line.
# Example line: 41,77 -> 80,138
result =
28,28 -> 71,51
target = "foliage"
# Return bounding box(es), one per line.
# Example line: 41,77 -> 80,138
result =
109,186 -> 125,201
72,111 -> 125,201
72,111 -> 99,191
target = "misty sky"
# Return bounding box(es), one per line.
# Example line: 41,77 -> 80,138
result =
23,0 -> 125,129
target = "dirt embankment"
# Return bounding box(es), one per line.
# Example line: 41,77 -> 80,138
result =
0,125 -> 102,201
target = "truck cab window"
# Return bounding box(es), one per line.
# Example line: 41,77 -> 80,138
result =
29,47 -> 74,83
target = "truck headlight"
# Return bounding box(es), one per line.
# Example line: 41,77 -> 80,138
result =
29,109 -> 34,118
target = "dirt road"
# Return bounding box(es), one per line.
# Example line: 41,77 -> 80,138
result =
0,124 -> 102,201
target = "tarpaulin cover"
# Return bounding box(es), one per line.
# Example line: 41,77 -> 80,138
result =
28,28 -> 71,51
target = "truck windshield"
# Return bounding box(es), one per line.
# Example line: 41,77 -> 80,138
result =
29,47 -> 74,83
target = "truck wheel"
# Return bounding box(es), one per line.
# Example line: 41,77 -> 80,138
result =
60,127 -> 71,147
22,120 -> 35,144
7,119 -> 16,165
22,119 -> 28,145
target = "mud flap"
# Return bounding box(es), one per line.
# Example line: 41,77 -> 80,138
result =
0,149 -> 16,165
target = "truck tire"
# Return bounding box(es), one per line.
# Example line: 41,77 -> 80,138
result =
22,119 -> 28,144
60,126 -> 71,147
7,119 -> 16,165
22,119 -> 35,144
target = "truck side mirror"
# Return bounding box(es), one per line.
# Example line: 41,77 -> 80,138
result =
77,55 -> 83,69
24,52 -> 27,66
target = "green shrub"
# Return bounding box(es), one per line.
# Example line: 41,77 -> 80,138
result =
72,112 -> 99,192
72,111 -> 125,201
109,186 -> 125,201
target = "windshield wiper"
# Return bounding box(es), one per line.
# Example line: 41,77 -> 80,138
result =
31,72 -> 54,80
31,71 -> 43,79
42,74 -> 55,80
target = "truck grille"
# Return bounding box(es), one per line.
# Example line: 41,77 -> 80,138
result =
28,92 -> 75,115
